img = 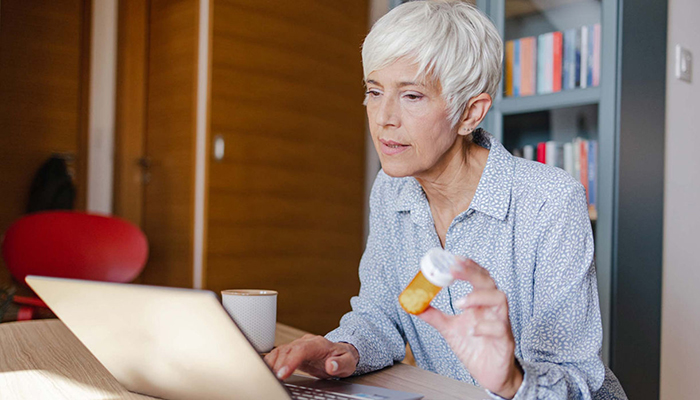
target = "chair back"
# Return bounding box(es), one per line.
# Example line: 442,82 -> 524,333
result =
1,211 -> 148,284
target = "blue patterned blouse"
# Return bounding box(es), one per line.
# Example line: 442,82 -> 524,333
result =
325,130 -> 626,399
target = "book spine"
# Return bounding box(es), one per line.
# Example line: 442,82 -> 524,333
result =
505,40 -> 514,97
580,25 -> 589,89
523,145 -> 535,161
531,37 -> 538,96
588,140 -> 597,211
522,37 -> 535,96
545,33 -> 553,94
537,142 -> 546,164
552,31 -> 563,92
580,139 -> 589,204
571,30 -> 577,91
564,142 -> 574,177
562,31 -> 569,91
575,28 -> 581,88
587,25 -> 594,87
593,23 -> 601,87
514,39 -> 521,97
573,138 -> 581,181
537,35 -> 546,94
546,140 -> 557,166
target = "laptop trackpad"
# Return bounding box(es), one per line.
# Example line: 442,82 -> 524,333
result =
285,375 -> 423,400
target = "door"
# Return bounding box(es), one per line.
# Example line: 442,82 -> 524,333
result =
0,0 -> 90,289
205,0 -> 368,334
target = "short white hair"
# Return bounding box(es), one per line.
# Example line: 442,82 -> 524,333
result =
362,0 -> 503,127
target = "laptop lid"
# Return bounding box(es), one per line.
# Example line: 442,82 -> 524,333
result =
26,275 -> 291,400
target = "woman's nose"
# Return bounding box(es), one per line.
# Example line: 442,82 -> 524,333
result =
375,96 -> 399,127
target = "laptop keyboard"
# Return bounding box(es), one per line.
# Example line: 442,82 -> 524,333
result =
285,383 -> 372,400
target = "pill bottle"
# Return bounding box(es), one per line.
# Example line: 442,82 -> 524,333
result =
399,248 -> 456,315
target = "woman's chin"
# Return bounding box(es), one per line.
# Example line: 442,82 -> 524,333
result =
380,163 -> 415,178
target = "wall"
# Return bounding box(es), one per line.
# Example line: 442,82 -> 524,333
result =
87,0 -> 118,214
660,0 -> 700,398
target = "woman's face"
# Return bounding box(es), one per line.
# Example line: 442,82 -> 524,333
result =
365,58 -> 460,178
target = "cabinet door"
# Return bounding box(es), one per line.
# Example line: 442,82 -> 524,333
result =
206,0 -> 368,334
0,0 -> 90,288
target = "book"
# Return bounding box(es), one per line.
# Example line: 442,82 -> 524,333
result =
580,25 -> 589,88
544,33 -> 553,94
537,34 -> 547,94
521,37 -> 536,96
563,142 -> 574,177
505,40 -> 514,97
545,141 -> 556,166
587,25 -> 594,87
588,140 -> 597,213
523,145 -> 535,161
563,29 -> 576,90
593,23 -> 601,87
552,31 -> 563,92
514,39 -> 521,97
575,29 -> 582,88
573,138 -> 581,181
537,142 -> 547,164
579,139 -> 589,203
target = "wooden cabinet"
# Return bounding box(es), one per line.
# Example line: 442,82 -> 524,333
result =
115,0 -> 368,335
0,0 -> 91,289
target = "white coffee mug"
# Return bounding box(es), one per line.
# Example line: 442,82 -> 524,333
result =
221,289 -> 277,353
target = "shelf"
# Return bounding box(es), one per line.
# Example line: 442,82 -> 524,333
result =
505,0 -> 594,19
498,87 -> 601,115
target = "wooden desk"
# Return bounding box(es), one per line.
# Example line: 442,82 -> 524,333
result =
0,319 -> 488,400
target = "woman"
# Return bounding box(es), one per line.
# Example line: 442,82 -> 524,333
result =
265,1 -> 626,399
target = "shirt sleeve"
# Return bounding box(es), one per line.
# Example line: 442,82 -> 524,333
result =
507,183 -> 607,400
324,173 -> 407,375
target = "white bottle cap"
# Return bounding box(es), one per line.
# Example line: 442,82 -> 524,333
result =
420,248 -> 456,287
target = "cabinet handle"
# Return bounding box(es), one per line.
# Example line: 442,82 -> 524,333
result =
213,134 -> 225,161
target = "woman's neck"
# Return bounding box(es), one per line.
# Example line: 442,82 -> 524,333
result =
416,138 -> 489,245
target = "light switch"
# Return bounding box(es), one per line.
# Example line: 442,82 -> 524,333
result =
676,45 -> 692,83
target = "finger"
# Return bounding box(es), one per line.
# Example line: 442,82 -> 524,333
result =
273,345 -> 308,380
417,306 -> 451,332
451,258 -> 497,290
324,351 -> 357,378
472,320 -> 511,338
264,348 -> 279,368
455,290 -> 509,319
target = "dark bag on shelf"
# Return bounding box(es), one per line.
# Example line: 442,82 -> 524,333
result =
26,156 -> 76,213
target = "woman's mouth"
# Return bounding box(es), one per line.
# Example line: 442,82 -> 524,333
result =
379,139 -> 410,155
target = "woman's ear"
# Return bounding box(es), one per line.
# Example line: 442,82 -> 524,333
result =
457,93 -> 492,136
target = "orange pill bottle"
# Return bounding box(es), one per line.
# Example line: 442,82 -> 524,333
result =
399,248 -> 456,315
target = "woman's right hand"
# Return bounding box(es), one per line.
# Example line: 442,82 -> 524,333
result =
264,334 -> 359,380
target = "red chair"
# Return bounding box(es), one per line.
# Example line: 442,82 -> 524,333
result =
1,211 -> 148,320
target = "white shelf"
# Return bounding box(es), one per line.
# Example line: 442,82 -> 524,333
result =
498,87 -> 601,115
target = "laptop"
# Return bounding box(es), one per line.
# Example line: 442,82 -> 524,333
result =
25,276 -> 423,400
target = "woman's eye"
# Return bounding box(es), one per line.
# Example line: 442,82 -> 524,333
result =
404,93 -> 424,101
365,90 -> 381,97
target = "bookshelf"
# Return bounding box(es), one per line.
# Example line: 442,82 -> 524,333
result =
499,86 -> 600,115
476,1 -> 667,399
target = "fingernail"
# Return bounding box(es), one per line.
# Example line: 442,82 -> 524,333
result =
276,366 -> 289,379
330,360 -> 339,373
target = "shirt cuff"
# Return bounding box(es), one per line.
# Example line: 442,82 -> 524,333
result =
485,358 -> 531,400
325,328 -> 381,375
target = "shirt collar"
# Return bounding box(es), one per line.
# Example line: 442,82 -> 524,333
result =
393,129 -> 514,222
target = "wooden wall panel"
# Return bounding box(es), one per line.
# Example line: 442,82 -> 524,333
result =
207,0 -> 368,334
0,0 -> 90,288
139,0 -> 199,288
114,0 -> 149,227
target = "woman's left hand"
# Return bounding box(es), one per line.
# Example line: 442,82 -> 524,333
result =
418,258 -> 523,399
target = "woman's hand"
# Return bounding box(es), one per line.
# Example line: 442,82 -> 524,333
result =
264,334 -> 359,380
418,258 -> 523,399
